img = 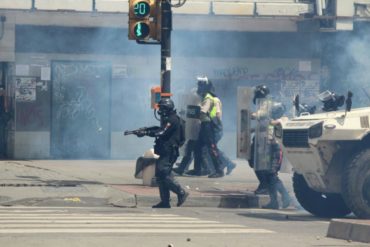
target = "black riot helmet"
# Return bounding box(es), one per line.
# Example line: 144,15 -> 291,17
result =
157,98 -> 175,117
271,102 -> 286,120
318,90 -> 345,112
196,76 -> 213,96
253,84 -> 270,104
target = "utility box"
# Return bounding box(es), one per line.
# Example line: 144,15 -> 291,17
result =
142,164 -> 156,186
134,149 -> 158,187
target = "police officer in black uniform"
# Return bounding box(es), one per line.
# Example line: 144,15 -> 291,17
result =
136,98 -> 189,208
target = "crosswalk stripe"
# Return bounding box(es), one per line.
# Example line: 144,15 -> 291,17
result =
0,224 -> 244,228
0,216 -> 199,220
0,207 -> 275,234
0,229 -> 274,234
0,220 -> 219,223
0,213 -> 178,216
0,210 -> 67,213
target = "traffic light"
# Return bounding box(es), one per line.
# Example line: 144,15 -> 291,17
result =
128,0 -> 161,41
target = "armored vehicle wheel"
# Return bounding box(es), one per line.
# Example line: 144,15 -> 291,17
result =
293,173 -> 351,218
342,149 -> 370,219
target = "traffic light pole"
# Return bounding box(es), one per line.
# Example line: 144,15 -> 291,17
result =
160,0 -> 172,98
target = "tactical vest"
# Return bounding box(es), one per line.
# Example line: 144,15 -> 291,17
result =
204,93 -> 219,119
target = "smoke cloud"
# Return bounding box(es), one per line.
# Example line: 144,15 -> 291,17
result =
14,16 -> 370,159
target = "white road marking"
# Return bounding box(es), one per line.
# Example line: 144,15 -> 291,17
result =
0,220 -> 219,224
0,216 -> 199,220
0,229 -> 274,234
0,224 -> 245,228
0,207 -> 275,234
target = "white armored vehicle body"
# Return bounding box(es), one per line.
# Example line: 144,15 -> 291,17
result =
278,106 -> 370,219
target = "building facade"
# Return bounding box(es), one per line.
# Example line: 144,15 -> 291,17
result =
0,0 -> 369,159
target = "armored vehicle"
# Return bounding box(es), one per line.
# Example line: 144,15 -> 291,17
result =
277,103 -> 370,219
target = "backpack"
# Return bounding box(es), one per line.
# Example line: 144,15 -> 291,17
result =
177,116 -> 186,147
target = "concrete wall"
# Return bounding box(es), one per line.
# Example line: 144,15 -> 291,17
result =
10,51 -> 320,159
14,131 -> 50,159
2,14 -> 324,159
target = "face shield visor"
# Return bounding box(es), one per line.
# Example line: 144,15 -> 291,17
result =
196,76 -> 209,96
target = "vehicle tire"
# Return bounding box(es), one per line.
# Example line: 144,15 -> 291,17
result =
342,149 -> 370,219
293,172 -> 351,218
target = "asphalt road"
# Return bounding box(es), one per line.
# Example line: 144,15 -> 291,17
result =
0,206 -> 367,247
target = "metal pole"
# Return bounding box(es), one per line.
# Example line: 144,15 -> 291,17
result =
92,0 -> 96,12
160,0 -> 172,98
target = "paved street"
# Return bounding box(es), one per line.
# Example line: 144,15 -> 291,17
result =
0,160 -> 369,246
0,206 -> 367,247
0,160 -> 285,208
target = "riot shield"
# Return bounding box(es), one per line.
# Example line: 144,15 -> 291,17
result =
254,98 -> 273,171
178,88 -> 201,141
237,87 -> 254,159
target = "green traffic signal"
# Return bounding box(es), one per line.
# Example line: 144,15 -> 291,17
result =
134,22 -> 150,39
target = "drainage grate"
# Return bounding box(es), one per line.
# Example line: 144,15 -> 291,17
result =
0,183 -> 78,187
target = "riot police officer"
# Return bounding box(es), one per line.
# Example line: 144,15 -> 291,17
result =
250,85 -> 270,194
136,98 -> 189,208
251,85 -> 291,209
196,76 -> 224,178
263,102 -> 291,209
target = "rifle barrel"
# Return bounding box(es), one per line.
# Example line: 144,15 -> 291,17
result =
124,130 -> 136,136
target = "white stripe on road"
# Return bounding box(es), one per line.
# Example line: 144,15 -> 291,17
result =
0,210 -> 68,213
0,208 -> 275,235
0,228 -> 274,234
0,216 -> 197,220
0,220 -> 219,224
0,224 -> 245,228
0,213 -> 178,216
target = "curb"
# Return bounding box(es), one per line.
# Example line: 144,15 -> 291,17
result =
132,193 -> 270,208
327,219 -> 370,243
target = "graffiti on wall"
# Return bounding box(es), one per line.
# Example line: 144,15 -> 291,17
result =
213,66 -> 319,82
281,80 -> 320,102
51,61 -> 111,159
57,86 -> 101,132
211,65 -> 321,123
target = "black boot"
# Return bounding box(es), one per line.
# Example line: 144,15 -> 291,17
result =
177,190 -> 189,207
172,167 -> 184,176
164,176 -> 188,207
208,171 -> 224,178
254,183 -> 268,195
185,169 -> 202,176
255,171 -> 268,194
152,201 -> 171,208
153,182 -> 171,208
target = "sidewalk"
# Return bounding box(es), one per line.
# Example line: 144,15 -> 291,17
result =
0,159 -> 293,208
